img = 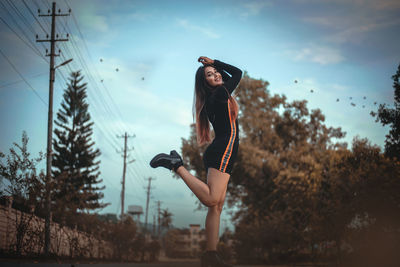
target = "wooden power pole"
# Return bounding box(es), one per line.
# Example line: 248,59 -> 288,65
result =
144,177 -> 154,231
36,1 -> 70,256
117,132 -> 135,219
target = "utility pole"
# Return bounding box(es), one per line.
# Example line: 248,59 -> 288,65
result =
153,214 -> 156,236
157,200 -> 162,237
36,2 -> 70,256
117,132 -> 135,219
144,177 -> 154,231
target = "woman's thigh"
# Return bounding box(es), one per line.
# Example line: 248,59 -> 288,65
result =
206,167 -> 230,204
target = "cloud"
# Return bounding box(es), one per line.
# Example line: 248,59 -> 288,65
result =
176,19 -> 220,39
128,12 -> 152,21
240,0 -> 273,18
295,0 -> 400,9
303,14 -> 400,44
300,0 -> 400,44
327,19 -> 400,44
89,55 -> 192,129
286,44 -> 345,65
80,14 -> 109,33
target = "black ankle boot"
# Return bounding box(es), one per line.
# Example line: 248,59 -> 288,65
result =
201,251 -> 232,267
149,150 -> 183,172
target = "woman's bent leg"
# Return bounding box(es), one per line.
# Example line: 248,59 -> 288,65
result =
175,166 -> 229,207
176,167 -> 230,251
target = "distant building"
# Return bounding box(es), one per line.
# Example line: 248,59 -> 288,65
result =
189,224 -> 205,256
127,205 -> 143,222
168,224 -> 206,258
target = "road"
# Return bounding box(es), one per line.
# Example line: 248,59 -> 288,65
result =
0,261 -> 282,267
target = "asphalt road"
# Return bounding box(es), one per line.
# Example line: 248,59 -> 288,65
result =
0,262 -> 279,267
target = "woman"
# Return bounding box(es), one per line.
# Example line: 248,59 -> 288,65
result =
150,56 -> 242,267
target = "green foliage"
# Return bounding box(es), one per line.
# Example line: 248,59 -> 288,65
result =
0,131 -> 45,207
52,71 -> 107,214
374,63 -> 400,159
0,131 -> 45,255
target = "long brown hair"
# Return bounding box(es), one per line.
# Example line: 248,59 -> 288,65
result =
193,65 -> 239,146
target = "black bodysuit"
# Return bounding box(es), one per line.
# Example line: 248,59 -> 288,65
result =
203,60 -> 242,175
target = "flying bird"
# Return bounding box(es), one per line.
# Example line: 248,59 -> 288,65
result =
116,68 -> 119,72
310,89 -> 314,93
100,58 -> 103,62
336,98 -> 340,102
351,103 -> 356,107
294,80 -> 298,83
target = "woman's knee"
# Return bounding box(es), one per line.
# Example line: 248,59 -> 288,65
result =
203,196 -> 219,207
206,200 -> 224,214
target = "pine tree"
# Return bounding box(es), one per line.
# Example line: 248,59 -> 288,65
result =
52,71 -> 106,213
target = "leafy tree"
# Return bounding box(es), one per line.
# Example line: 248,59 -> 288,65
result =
181,72 -> 400,264
332,138 -> 400,266
52,71 -> 107,214
373,63 -> 400,159
163,229 -> 181,257
181,72 -> 346,262
106,216 -> 137,260
0,131 -> 45,254
161,208 -> 173,229
147,239 -> 161,262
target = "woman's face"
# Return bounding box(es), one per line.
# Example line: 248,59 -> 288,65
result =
204,66 -> 223,87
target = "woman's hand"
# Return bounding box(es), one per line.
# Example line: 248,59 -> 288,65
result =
198,56 -> 214,66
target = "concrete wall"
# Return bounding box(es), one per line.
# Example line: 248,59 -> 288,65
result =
0,202 -> 113,259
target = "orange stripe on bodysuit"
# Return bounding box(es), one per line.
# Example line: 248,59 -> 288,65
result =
219,100 -> 235,172
223,120 -> 236,172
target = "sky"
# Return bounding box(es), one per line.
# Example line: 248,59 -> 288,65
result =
1,0 -> 399,231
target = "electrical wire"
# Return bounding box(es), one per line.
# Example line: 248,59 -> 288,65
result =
0,16 -> 47,62
0,72 -> 47,88
0,1 -> 46,60
21,0 -> 48,34
0,47 -> 47,106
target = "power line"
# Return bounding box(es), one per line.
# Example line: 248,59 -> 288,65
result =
48,31 -> 125,149
56,25 -> 126,136
0,1 -> 45,60
31,0 -> 53,53
37,0 -> 130,148
63,0 -> 127,126
0,72 -> 47,89
21,0 -> 48,34
126,168 -> 144,196
127,165 -> 146,187
0,47 -> 47,106
0,16 -> 47,62
6,0 -> 37,36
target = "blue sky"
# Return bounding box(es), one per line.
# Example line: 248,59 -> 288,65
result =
1,0 -> 399,230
